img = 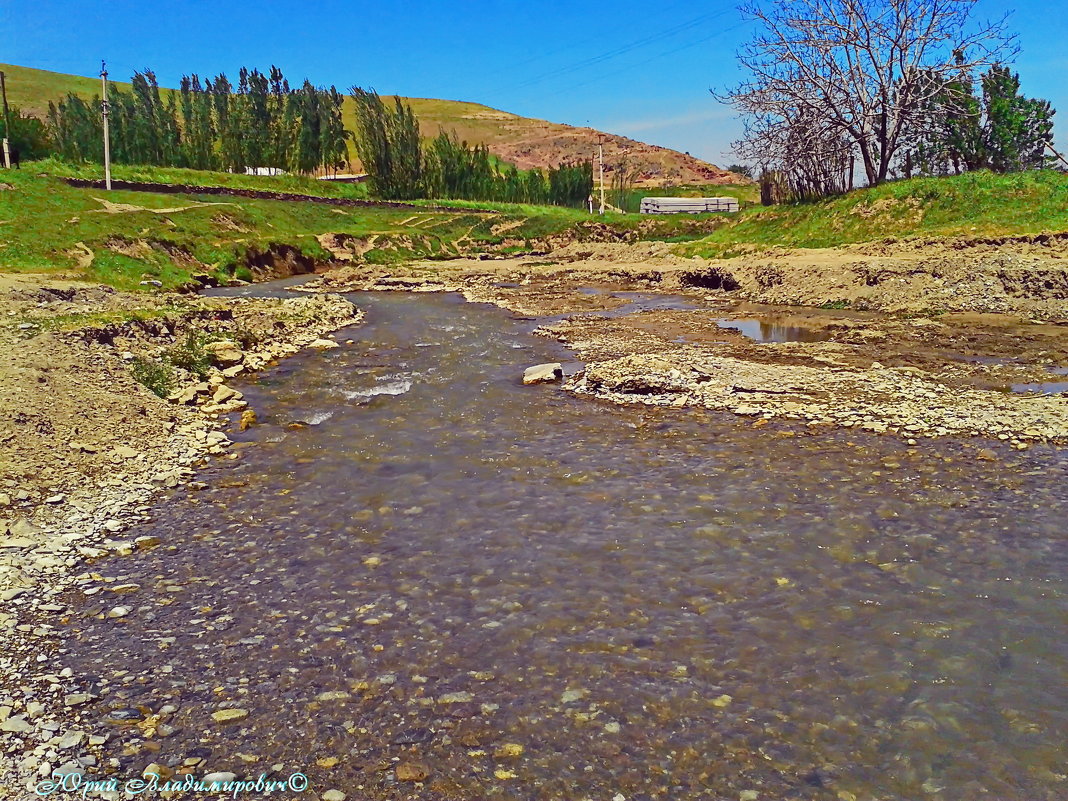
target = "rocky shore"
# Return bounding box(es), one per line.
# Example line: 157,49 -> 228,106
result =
0,274 -> 360,797
302,240 -> 1068,445
3,228 -> 1068,795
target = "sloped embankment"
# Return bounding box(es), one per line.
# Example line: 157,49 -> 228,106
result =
0,274 -> 359,601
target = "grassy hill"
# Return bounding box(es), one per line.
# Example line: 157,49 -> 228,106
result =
679,170 -> 1068,258
0,62 -> 744,187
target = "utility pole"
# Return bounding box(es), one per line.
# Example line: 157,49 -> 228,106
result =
1046,142 -> 1068,170
597,135 -> 605,215
1,71 -> 11,169
100,61 -> 112,190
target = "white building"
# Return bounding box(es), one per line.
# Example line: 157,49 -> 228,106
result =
639,196 -> 739,214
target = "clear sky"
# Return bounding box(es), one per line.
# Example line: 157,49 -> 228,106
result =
2,0 -> 1065,166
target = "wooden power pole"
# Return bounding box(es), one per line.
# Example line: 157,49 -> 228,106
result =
100,61 -> 112,190
597,135 -> 605,215
1,71 -> 11,169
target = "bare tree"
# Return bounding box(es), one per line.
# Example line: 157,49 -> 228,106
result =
720,0 -> 1015,186
736,106 -> 855,201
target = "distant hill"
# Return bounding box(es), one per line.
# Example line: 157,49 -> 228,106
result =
0,63 -> 745,187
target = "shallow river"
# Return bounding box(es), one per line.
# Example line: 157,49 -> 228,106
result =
58,290 -> 1068,800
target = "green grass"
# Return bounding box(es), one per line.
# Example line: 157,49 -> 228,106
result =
678,170 -> 1068,258
0,166 -> 627,289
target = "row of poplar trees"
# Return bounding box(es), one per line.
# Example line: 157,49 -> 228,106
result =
47,67 -> 349,174
350,88 -> 593,206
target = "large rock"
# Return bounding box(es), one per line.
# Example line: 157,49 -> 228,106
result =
523,363 -> 563,385
203,340 -> 244,366
211,385 -> 241,404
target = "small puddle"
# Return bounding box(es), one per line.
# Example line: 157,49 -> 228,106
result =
1012,366 -> 1068,395
712,317 -> 832,343
573,289 -> 832,343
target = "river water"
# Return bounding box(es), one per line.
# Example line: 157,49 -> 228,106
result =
56,290 -> 1068,800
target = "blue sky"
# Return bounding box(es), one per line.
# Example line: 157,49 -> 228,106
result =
2,0 -> 1065,166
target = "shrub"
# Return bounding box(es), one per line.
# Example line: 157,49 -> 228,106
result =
129,357 -> 176,398
165,331 -> 211,378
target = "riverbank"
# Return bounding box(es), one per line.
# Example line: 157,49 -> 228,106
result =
0,273 -> 359,595
302,238 -> 1068,444
0,272 -> 364,794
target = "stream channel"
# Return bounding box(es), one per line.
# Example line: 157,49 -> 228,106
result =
52,286 -> 1068,800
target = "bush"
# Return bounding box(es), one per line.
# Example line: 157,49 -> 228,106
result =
129,356 -> 176,398
165,331 -> 211,378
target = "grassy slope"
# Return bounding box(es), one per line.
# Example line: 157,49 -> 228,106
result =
3,169 -> 722,291
0,169 -> 606,290
680,170 -> 1068,258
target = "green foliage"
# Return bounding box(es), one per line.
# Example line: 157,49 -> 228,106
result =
350,89 -> 593,207
982,66 -> 1055,173
47,66 -> 349,175
165,331 -> 212,378
0,105 -> 52,160
128,356 -> 176,397
424,130 -> 591,206
349,88 -> 424,199
905,64 -> 1055,176
679,169 -> 1068,256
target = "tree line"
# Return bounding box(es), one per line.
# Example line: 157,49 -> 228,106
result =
349,88 -> 593,207
46,67 -> 349,174
721,0 -> 1059,202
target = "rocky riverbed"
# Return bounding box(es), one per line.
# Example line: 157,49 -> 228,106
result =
0,273 -> 359,666
304,241 -> 1068,444
2,230 -> 1068,798
1,288 -> 1066,801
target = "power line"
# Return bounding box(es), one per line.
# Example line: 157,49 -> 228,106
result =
501,0 -> 694,73
533,21 -> 747,105
481,8 -> 735,102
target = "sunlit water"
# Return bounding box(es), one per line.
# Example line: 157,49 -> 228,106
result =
55,290 -> 1068,800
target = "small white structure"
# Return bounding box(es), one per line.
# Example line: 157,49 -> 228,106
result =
639,196 -> 739,214
244,166 -> 287,177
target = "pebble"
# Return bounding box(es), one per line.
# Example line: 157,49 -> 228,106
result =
0,716 -> 33,733
211,708 -> 249,724
202,771 -> 237,784
396,762 -> 430,782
